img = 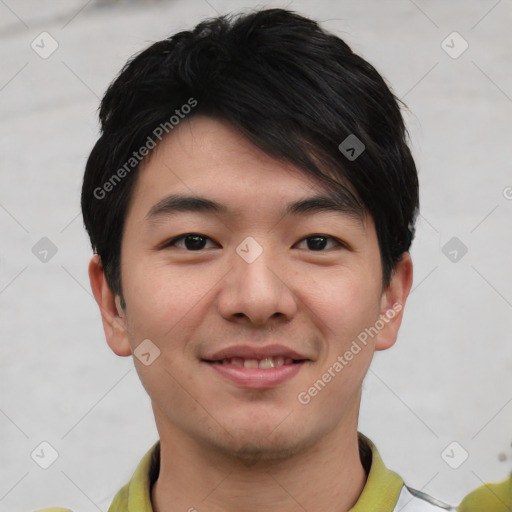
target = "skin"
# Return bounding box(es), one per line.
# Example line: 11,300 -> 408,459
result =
89,115 -> 413,512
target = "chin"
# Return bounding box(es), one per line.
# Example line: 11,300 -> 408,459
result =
205,421 -> 322,466
223,437 -> 308,466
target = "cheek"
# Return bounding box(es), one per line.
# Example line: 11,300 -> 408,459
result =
303,269 -> 381,345
121,255 -> 218,341
123,258 -> 225,360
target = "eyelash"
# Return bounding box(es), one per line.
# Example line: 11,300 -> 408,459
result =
160,233 -> 347,251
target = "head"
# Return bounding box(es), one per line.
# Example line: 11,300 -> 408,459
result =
84,8 -> 417,462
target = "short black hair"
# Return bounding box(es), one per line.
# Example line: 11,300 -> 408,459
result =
81,8 -> 419,308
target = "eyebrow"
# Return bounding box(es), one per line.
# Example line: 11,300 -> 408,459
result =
145,193 -> 364,224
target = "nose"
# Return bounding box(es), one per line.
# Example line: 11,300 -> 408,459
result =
216,241 -> 298,327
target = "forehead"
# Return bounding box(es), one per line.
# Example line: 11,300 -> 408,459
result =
127,115 -> 366,227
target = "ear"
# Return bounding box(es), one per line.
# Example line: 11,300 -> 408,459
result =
88,254 -> 132,357
375,252 -> 413,351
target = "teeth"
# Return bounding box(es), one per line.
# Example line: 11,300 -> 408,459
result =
219,356 -> 295,369
273,356 -> 285,367
258,357 -> 274,369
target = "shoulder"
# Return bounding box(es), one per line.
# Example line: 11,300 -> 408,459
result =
457,474 -> 512,512
395,485 -> 456,511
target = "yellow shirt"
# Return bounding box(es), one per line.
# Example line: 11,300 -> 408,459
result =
38,433 -> 512,512
457,474 -> 512,512
106,432 -> 416,511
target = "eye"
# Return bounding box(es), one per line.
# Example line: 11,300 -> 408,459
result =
162,233 -> 218,251
295,235 -> 345,251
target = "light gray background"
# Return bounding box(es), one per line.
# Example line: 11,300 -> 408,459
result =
1,0 -> 511,511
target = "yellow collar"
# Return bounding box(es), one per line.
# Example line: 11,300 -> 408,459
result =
108,432 -> 404,512
352,433 -> 404,511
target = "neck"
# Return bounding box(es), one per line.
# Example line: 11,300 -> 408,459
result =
151,416 -> 367,512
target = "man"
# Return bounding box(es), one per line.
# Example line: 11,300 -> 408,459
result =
37,7 -> 510,512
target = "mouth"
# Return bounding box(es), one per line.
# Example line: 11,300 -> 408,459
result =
203,356 -> 308,369
201,354 -> 310,389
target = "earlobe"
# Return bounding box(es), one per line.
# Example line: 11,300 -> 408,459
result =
88,255 -> 132,357
375,252 -> 413,351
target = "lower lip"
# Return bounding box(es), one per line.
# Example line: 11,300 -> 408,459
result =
205,361 -> 305,389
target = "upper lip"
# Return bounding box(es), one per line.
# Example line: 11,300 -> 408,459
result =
202,344 -> 310,361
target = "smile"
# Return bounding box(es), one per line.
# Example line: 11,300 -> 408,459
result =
202,357 -> 308,389
207,356 -> 305,369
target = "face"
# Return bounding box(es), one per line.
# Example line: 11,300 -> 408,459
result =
90,115 -> 412,463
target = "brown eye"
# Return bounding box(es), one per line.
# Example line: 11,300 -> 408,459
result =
163,234 -> 217,251
295,235 -> 345,251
